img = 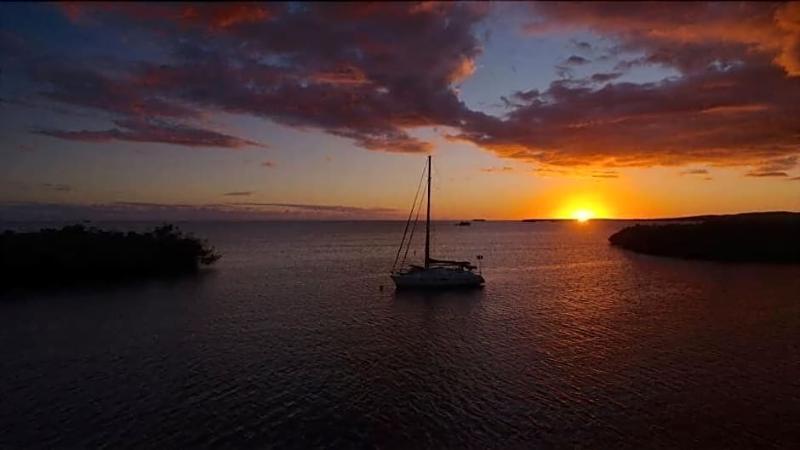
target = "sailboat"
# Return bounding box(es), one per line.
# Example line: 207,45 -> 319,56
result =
391,156 -> 485,289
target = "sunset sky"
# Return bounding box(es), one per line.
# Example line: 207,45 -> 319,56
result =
1,2 -> 799,220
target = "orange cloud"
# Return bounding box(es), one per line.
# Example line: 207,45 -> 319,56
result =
528,2 -> 800,76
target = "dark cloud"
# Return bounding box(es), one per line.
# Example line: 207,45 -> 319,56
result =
571,40 -> 593,52
589,72 -> 623,83
0,200 -> 399,221
564,55 -> 591,65
680,169 -> 710,175
56,2 -> 280,30
222,191 -> 253,196
32,2 -> 488,154
455,61 -> 800,167
30,62 -> 200,119
36,119 -> 264,148
591,170 -> 619,178
230,202 -> 398,215
745,171 -> 789,177
41,183 -> 72,192
743,156 -> 798,177
7,2 -> 800,169
753,156 -> 797,172
472,2 -> 800,167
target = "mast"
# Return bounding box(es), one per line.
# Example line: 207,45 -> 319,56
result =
425,155 -> 431,268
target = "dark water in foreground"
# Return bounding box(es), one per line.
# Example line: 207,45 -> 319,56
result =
1,221 -> 799,448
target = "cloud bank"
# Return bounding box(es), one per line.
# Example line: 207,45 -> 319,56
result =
0,200 -> 400,221
3,2 -> 799,170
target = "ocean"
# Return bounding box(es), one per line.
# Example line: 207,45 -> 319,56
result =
1,221 -> 799,448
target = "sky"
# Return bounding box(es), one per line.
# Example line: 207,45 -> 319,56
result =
1,1 -> 799,220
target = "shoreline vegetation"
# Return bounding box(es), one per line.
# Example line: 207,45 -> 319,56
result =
1,224 -> 220,288
609,212 -> 800,263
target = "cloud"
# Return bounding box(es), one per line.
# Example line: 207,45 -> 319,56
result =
680,169 -> 709,175
480,166 -> 514,173
0,200 -> 399,221
177,3 -> 277,30
37,119 -> 264,148
230,202 -> 398,215
745,171 -> 789,177
33,2 -> 487,154
455,61 -> 800,167
6,2 -> 800,169
753,155 -> 797,171
563,55 -> 591,65
56,2 -> 279,30
261,160 -> 276,168
571,40 -> 593,52
222,191 -> 253,196
591,170 -> 619,178
461,2 -> 799,168
589,72 -> 623,83
527,2 -> 800,76
41,183 -> 72,192
742,156 -> 798,177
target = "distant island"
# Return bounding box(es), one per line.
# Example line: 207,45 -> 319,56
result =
1,224 -> 220,287
522,215 -> 748,222
609,212 -> 800,263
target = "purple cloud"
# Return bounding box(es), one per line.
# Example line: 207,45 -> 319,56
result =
37,119 -> 264,149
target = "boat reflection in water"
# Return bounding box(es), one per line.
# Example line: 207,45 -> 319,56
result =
391,156 -> 485,289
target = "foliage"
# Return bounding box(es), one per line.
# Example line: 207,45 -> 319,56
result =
0,224 -> 221,286
609,212 -> 800,263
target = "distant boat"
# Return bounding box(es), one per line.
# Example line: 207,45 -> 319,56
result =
391,156 -> 485,289
456,221 -> 471,226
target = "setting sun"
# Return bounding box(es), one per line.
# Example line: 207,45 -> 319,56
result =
573,209 -> 594,222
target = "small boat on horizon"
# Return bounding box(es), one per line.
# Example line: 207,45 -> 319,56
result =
456,221 -> 471,226
391,156 -> 485,289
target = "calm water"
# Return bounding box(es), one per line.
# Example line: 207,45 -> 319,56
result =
1,221 -> 799,448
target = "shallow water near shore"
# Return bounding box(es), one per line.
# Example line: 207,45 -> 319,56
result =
2,221 -> 799,448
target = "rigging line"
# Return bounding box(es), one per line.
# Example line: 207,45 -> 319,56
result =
392,163 -> 427,272
429,156 -> 434,253
400,178 -> 427,269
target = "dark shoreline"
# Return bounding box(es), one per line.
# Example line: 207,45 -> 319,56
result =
0,224 -> 220,288
609,212 -> 800,263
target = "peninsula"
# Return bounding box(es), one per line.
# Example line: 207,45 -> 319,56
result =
609,212 -> 800,263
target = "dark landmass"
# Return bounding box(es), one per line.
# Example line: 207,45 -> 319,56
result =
1,224 -> 220,287
523,215 -> 716,222
609,212 -> 800,263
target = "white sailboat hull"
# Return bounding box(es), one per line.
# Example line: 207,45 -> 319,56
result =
391,267 -> 485,289
391,155 -> 486,290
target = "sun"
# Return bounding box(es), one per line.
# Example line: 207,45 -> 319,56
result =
555,197 -> 610,222
573,209 -> 594,222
